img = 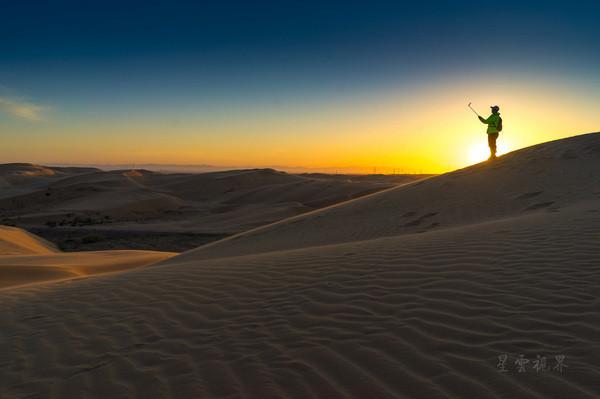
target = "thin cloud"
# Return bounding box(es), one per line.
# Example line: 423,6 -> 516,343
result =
0,97 -> 46,121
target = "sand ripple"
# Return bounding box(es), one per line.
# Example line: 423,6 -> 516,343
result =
1,206 -> 599,398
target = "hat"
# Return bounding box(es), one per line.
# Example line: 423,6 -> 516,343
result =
491,105 -> 500,112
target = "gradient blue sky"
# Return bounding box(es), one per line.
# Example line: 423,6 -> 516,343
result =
2,1 -> 599,172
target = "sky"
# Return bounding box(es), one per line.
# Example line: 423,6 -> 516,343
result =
1,0 -> 599,173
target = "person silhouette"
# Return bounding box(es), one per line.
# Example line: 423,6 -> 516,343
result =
478,105 -> 502,160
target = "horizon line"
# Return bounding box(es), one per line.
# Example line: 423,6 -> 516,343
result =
2,161 -> 437,175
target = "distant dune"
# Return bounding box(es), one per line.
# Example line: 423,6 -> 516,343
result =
1,133 -> 599,398
0,163 -> 100,199
0,165 -> 424,251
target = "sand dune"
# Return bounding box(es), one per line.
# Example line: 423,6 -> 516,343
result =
0,249 -> 176,290
0,225 -> 59,255
1,203 -> 598,397
0,163 -> 99,199
1,134 -> 599,398
0,163 -> 100,181
0,226 -> 175,289
169,132 -> 600,261
0,166 -> 414,251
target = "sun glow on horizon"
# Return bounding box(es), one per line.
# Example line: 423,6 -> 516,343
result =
467,140 -> 511,165
2,74 -> 598,174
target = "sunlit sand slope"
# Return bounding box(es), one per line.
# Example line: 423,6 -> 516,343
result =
0,226 -> 175,288
0,249 -> 176,289
0,225 -> 59,255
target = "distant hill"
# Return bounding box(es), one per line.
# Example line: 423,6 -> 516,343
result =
0,164 -> 426,251
0,163 -> 100,199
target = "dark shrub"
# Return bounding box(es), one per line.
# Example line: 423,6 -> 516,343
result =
81,234 -> 104,244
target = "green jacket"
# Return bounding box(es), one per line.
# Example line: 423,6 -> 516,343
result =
478,112 -> 501,134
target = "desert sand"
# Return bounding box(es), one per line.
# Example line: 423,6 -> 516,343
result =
0,226 -> 175,289
0,165 -> 422,251
1,133 -> 600,398
0,225 -> 59,255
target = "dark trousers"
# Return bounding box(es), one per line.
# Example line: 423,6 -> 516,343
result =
488,133 -> 499,156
